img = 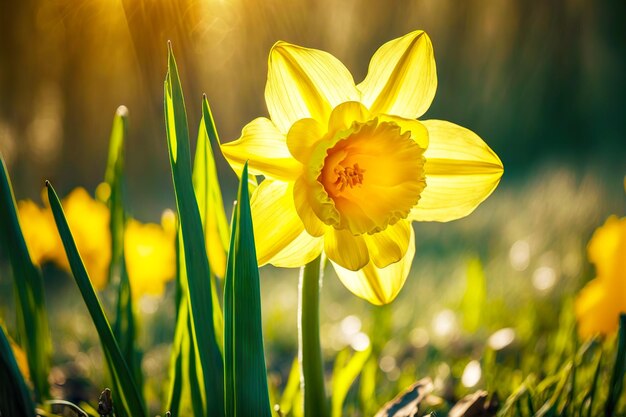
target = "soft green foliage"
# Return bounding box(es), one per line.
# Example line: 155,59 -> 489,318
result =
278,359 -> 302,417
0,324 -> 35,417
331,347 -> 371,417
46,181 -> 146,417
0,156 -> 51,402
164,43 -> 224,416
461,258 -> 486,332
224,162 -> 272,417
606,315 -> 626,417
493,323 -> 625,417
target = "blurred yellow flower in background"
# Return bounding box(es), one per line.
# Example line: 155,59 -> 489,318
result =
221,30 -> 503,305
17,199 -> 57,266
19,187 -> 176,298
575,215 -> 626,339
19,187 -> 111,289
8,331 -> 30,383
51,188 -> 112,289
124,216 -> 176,299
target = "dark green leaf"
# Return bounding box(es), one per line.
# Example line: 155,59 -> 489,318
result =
605,314 -> 626,417
193,96 -> 230,353
224,162 -> 272,417
0,155 -> 50,402
164,42 -> 224,416
166,230 -> 206,417
0,324 -> 35,417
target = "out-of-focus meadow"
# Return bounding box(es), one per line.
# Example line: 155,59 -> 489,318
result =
1,0 -> 626,415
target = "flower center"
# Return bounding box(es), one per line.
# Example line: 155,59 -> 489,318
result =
315,118 -> 426,235
333,163 -> 365,192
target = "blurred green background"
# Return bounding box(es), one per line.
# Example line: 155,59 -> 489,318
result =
1,0 -> 626,413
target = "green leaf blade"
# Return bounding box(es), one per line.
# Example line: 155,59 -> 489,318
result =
166,230 -> 206,417
0,325 -> 36,417
331,347 -> 371,417
164,43 -> 224,417
606,314 -> 626,417
46,181 -> 146,417
103,106 -> 144,395
224,162 -> 272,417
0,155 -> 51,402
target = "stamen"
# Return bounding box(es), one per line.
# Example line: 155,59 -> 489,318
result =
334,163 -> 366,192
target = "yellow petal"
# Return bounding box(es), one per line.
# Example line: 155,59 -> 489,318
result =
124,219 -> 176,298
409,120 -> 503,222
251,180 -> 304,266
17,199 -> 59,266
575,278 -> 626,339
363,220 -> 411,268
265,41 -> 360,133
266,230 -> 324,268
9,335 -> 30,382
327,101 -> 371,135
331,227 -> 415,305
358,30 -> 437,119
287,118 -> 326,164
587,216 -> 626,284
378,114 -> 429,148
55,188 -> 111,290
324,227 -> 369,271
293,177 -> 329,237
221,117 -> 301,181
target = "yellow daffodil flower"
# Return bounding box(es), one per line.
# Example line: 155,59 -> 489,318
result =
124,216 -> 176,299
575,215 -> 626,338
221,30 -> 503,305
18,187 -> 111,289
51,187 -> 112,289
17,199 -> 58,266
19,188 -> 177,298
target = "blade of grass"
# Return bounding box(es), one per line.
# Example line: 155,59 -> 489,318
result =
279,358 -> 301,416
500,376 -> 533,417
0,155 -> 50,402
192,96 -> 231,354
535,362 -> 571,417
103,106 -> 144,394
223,162 -> 272,417
585,351 -> 602,417
359,356 -> 378,417
605,314 -> 626,417
46,181 -> 145,417
164,42 -> 224,416
104,105 -> 128,281
331,347 -> 371,417
166,230 -> 205,417
193,96 -> 229,279
0,324 -> 35,417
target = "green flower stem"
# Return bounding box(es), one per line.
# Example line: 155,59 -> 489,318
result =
298,255 -> 329,417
